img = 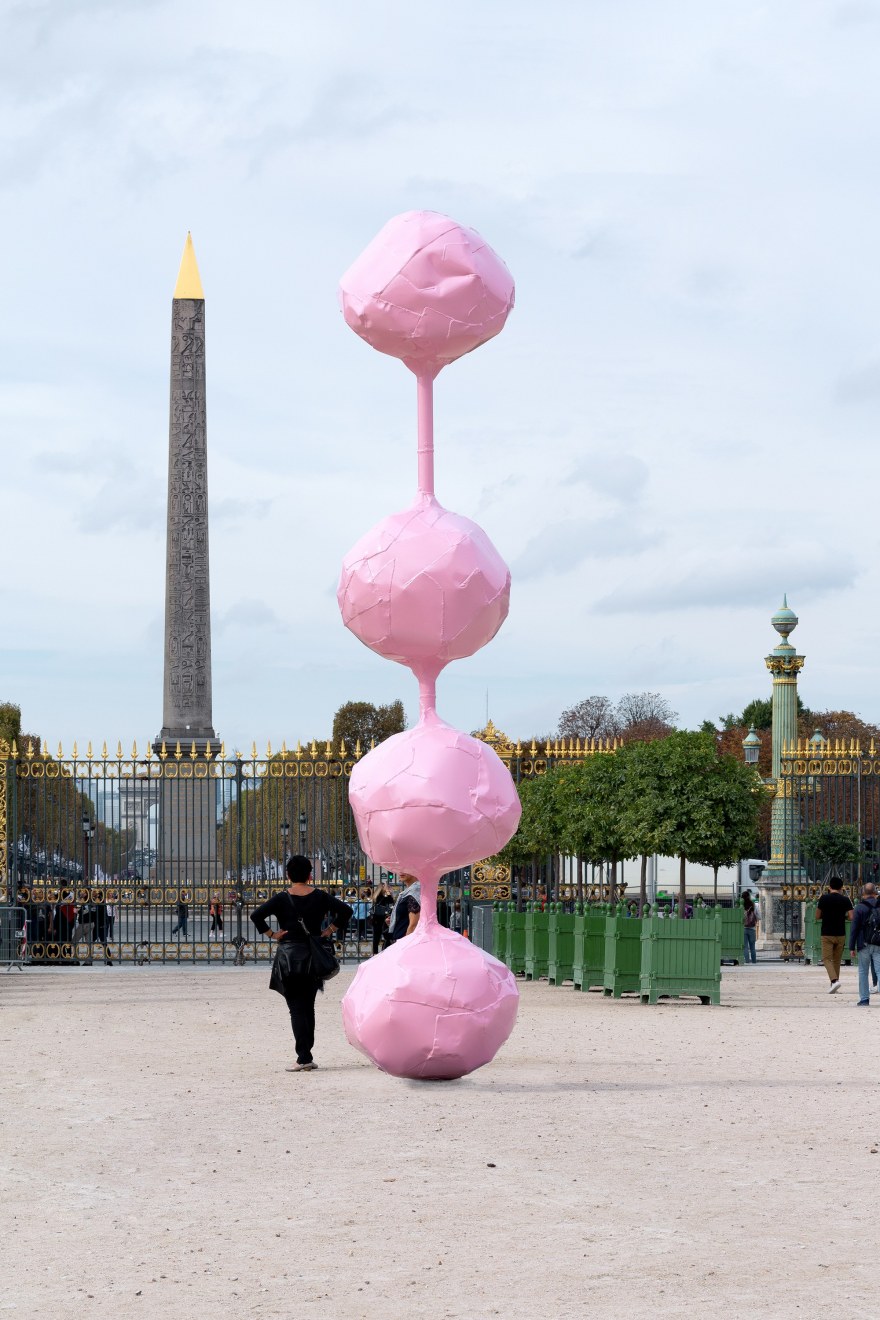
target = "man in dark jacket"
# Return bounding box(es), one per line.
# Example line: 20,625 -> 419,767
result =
848,882 -> 880,1006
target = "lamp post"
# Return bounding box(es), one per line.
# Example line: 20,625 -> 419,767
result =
299,810 -> 307,856
742,725 -> 762,766
280,819 -> 290,881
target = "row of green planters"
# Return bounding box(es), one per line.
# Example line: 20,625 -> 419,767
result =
492,902 -> 726,1005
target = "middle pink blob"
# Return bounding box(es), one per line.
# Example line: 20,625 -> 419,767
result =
337,492 -> 510,674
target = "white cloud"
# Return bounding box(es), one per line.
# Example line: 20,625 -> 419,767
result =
2,0 -> 880,748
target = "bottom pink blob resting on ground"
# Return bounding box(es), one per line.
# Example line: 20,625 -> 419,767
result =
341,920 -> 519,1080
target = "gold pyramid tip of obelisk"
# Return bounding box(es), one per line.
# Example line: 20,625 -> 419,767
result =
173,232 -> 204,300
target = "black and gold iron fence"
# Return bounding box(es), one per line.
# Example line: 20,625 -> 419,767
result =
778,738 -> 880,957
0,722 -> 619,966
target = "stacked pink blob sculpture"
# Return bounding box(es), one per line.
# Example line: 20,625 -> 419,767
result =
337,211 -> 522,1080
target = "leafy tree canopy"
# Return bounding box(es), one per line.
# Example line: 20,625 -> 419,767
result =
800,822 -> 862,868
0,702 -> 21,747
557,691 -> 677,743
716,695 -> 808,732
331,700 -> 406,749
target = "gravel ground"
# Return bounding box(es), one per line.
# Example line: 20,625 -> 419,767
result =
0,961 -> 874,1319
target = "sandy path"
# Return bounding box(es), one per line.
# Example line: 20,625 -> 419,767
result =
0,962 -> 873,1319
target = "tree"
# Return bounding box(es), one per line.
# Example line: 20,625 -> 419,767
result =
686,755 -> 762,900
0,702 -> 21,747
555,691 -> 677,744
800,822 -> 863,883
637,731 -> 757,912
557,696 -> 617,741
552,754 -> 635,903
800,709 -> 880,747
716,694 -> 808,732
331,700 -> 406,749
614,692 -> 677,742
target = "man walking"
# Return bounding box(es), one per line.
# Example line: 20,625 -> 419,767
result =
816,876 -> 853,993
849,881 -> 880,1006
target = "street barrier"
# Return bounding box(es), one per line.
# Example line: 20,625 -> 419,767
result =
0,906 -> 27,970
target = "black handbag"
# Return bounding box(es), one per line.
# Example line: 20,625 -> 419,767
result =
269,941 -> 312,996
300,918 -> 340,982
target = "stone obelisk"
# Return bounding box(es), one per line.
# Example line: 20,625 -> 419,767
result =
155,235 -> 220,885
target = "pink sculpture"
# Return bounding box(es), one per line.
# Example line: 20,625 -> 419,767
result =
337,210 -> 521,1081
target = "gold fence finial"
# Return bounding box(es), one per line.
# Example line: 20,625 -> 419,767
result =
310,741 -> 318,759
266,739 -> 273,759
325,741 -> 332,757
219,741 -> 226,759
86,741 -> 93,761
339,738 -> 347,757
281,740 -> 288,757
145,740 -> 153,762
131,739 -> 138,759
25,739 -> 35,759
295,741 -> 303,759
116,740 -> 123,758
57,741 -> 64,760
190,740 -> 197,760
71,740 -> 77,759
159,740 -> 167,761
251,741 -> 257,759
101,741 -> 108,760
871,738 -> 877,757
174,740 -> 182,761
205,739 -> 212,760
354,739 -> 362,759
369,738 -> 376,751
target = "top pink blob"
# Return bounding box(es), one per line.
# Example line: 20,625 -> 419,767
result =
338,210 -> 515,377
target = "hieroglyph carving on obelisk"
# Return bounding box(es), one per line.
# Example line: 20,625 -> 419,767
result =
159,233 -> 216,747
154,236 -> 220,886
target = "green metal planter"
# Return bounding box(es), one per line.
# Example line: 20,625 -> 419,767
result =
508,905 -> 527,975
573,903 -> 607,991
639,913 -> 721,1005
602,909 -> 643,998
524,904 -> 550,980
547,903 -> 575,986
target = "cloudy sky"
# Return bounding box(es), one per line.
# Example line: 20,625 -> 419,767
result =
2,0 -> 879,752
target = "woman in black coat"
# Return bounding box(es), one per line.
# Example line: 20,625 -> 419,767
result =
250,855 -> 353,1071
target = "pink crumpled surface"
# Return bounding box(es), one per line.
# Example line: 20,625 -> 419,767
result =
342,919 -> 519,1080
337,210 -> 519,1081
338,210 -> 515,377
338,492 -> 510,672
348,714 -> 521,878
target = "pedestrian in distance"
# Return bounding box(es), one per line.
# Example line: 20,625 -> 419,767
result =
370,881 -> 394,956
816,876 -> 854,993
250,855 -> 353,1071
171,899 -> 188,937
742,891 -> 759,965
848,881 -> 880,1006
388,875 -> 421,942
209,893 -> 224,940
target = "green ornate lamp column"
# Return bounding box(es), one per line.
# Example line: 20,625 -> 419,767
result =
761,597 -> 807,949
